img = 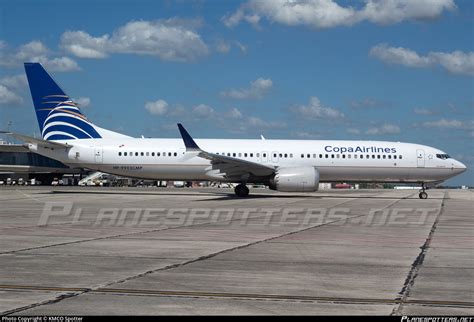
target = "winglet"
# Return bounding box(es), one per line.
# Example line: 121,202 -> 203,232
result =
177,123 -> 201,151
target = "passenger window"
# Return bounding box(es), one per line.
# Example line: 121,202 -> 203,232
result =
174,152 -> 177,157
325,154 -> 329,158
319,154 -> 323,158
399,155 -> 402,159
372,155 -> 375,159
168,152 -> 172,157
301,154 -> 304,158
377,155 -> 380,159
118,152 -> 122,156
342,154 -> 346,159
244,153 -> 247,157
394,155 -> 397,159
313,154 -> 316,158
233,153 -> 236,157
307,154 -> 310,158
250,153 -> 253,157
331,154 -> 334,158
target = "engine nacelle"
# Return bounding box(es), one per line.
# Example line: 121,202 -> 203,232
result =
269,166 -> 320,192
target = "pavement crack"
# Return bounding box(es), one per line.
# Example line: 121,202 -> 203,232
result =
391,191 -> 447,316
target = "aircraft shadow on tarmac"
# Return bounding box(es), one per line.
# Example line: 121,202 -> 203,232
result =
47,189 -> 445,201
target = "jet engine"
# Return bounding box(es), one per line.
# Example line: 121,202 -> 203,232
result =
269,166 -> 320,192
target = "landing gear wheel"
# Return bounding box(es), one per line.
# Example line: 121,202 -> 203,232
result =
234,184 -> 249,197
419,183 -> 428,199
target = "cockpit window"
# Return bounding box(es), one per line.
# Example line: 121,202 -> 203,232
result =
436,154 -> 450,160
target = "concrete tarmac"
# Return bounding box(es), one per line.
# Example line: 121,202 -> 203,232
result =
0,186 -> 472,315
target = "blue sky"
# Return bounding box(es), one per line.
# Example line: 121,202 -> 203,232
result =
0,0 -> 473,185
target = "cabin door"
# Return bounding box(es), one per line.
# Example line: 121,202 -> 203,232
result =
416,149 -> 425,168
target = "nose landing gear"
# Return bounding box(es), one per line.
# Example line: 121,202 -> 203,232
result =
419,183 -> 428,199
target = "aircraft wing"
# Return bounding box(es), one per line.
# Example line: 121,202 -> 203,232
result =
0,131 -> 72,149
177,124 -> 275,180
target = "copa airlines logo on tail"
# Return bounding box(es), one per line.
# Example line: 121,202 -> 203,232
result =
39,95 -> 102,140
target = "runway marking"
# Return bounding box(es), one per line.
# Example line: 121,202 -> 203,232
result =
0,284 -> 473,308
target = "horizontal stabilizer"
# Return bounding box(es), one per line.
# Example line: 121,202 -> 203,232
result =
0,131 -> 72,149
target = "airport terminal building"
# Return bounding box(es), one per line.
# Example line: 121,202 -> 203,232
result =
0,142 -> 86,185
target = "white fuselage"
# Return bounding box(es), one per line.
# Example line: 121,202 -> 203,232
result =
29,138 -> 466,184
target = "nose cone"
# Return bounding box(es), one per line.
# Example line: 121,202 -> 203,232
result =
453,160 -> 467,174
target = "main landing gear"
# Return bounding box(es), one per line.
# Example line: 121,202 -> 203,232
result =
419,183 -> 428,199
234,184 -> 249,197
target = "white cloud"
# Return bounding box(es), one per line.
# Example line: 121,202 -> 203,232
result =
222,8 -> 261,28
215,40 -> 231,54
347,128 -> 361,135
220,77 -> 273,99
61,20 -> 210,62
192,104 -> 214,118
0,74 -> 27,90
413,107 -> 437,115
0,85 -> 23,105
429,51 -> 474,76
145,99 -> 169,115
350,97 -> 388,109
361,0 -> 456,24
0,40 -> 80,72
226,107 -> 243,119
292,96 -> 344,120
247,116 -> 286,129
292,131 -> 323,139
366,123 -> 401,135
234,41 -> 248,54
223,0 -> 455,29
60,31 -> 109,59
422,119 -> 473,129
42,57 -> 80,72
370,43 -> 432,68
370,43 -> 474,76
74,97 -> 91,108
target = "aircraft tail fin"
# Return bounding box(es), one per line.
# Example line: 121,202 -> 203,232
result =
24,62 -> 130,140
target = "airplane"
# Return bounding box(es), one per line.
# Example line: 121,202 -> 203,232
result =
1,63 -> 467,199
